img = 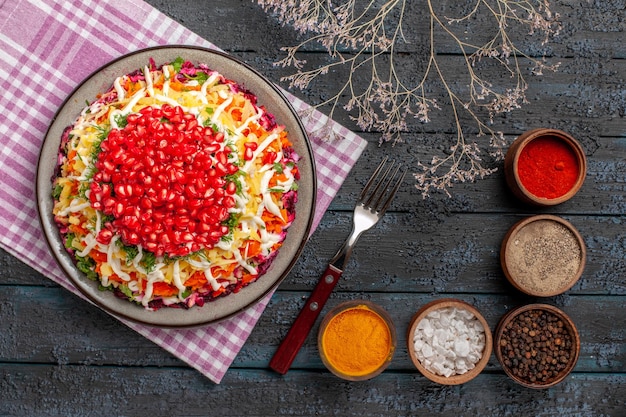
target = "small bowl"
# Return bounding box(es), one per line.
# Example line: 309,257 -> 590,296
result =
501,215 -> 586,297
318,300 -> 396,381
494,304 -> 580,389
504,128 -> 586,206
407,299 -> 492,385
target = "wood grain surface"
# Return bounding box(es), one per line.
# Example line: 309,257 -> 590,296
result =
1,0 -> 625,415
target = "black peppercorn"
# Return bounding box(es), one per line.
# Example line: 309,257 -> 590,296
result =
498,308 -> 576,386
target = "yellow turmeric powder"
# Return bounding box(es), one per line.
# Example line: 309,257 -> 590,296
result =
320,305 -> 393,377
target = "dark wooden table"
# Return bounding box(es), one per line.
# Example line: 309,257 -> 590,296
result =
2,1 -> 625,415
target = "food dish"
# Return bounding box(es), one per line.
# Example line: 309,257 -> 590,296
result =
53,57 -> 300,309
37,46 -> 316,327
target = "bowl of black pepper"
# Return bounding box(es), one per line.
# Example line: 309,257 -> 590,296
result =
494,304 -> 580,389
500,215 -> 586,297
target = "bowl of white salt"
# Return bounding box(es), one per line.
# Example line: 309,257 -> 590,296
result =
407,298 -> 492,385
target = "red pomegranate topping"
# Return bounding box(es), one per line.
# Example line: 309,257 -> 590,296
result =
89,105 -> 239,257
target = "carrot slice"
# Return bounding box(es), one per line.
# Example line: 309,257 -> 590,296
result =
90,250 -> 108,263
185,272 -> 208,290
152,282 -> 179,297
243,240 -> 262,258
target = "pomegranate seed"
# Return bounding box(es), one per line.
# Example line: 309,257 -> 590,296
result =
96,229 -> 113,244
216,151 -> 228,165
223,196 -> 235,208
263,151 -> 277,166
188,198 -> 202,210
114,184 -> 127,197
102,160 -> 116,172
205,143 -> 221,153
103,197 -> 116,211
176,215 -> 191,228
215,162 -> 228,175
90,105 -> 239,256
244,147 -> 254,161
161,105 -> 173,118
226,181 -> 237,195
126,232 -> 140,245
198,223 -> 212,233
113,202 -> 125,217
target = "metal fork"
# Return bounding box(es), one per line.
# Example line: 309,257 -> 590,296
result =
269,157 -> 406,375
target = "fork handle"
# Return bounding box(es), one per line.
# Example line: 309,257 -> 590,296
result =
269,264 -> 343,375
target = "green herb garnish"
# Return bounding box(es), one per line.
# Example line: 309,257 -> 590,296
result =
116,240 -> 139,265
204,121 -> 220,132
185,71 -> 209,84
76,255 -> 98,281
119,284 -> 134,299
52,184 -> 63,200
114,113 -> 128,128
172,57 -> 185,73
141,251 -> 157,274
64,233 -> 76,250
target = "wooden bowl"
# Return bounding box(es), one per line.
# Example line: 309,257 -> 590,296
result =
318,300 -> 396,381
407,299 -> 492,385
494,304 -> 580,389
504,128 -> 586,206
501,215 -> 586,297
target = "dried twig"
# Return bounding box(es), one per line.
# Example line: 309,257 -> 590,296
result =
256,0 -> 561,196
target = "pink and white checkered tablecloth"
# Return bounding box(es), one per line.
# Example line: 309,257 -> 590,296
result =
0,0 -> 366,383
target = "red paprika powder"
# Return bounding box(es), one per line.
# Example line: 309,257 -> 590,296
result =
517,136 -> 579,199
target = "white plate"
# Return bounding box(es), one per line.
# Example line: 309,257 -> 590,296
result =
36,46 -> 316,327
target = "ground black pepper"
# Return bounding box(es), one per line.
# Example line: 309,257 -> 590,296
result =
498,308 -> 575,385
505,219 -> 582,295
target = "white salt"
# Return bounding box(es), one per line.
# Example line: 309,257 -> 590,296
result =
421,343 -> 434,358
412,306 -> 486,377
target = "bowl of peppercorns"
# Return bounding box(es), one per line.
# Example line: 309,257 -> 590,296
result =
494,304 -> 580,389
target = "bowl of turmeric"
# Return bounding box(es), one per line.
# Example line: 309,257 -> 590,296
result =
318,300 -> 396,381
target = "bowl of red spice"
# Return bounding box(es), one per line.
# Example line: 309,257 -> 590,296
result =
501,215 -> 586,297
318,300 -> 396,381
495,304 -> 580,389
504,128 -> 586,206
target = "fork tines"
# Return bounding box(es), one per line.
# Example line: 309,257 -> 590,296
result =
359,157 -> 406,214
